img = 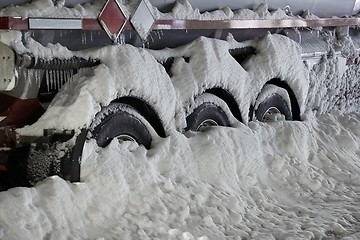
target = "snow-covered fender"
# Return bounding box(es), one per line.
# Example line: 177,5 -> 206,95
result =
163,34 -> 308,127
242,34 -> 309,122
155,37 -> 250,129
154,34 -> 309,127
18,43 -> 177,138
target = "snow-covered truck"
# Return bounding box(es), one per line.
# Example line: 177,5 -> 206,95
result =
0,0 -> 359,189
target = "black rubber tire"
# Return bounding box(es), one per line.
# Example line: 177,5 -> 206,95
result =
255,93 -> 292,121
185,102 -> 230,131
91,103 -> 152,149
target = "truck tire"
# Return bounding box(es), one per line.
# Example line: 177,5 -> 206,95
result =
254,84 -> 292,122
255,94 -> 292,121
91,102 -> 152,149
185,102 -> 231,132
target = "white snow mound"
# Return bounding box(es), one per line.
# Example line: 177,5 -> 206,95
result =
0,113 -> 360,239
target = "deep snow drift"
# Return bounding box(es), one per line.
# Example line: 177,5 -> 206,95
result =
0,1 -> 359,240
1,112 -> 360,240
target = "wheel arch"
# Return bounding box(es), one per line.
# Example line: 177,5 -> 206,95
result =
249,78 -> 301,121
205,87 -> 243,123
113,96 -> 167,138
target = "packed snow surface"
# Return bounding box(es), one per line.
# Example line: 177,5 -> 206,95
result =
0,1 -> 359,239
1,112 -> 360,239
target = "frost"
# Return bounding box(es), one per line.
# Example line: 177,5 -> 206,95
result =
0,1 -> 359,240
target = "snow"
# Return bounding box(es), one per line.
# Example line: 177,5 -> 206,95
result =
0,0 -> 321,22
18,43 -> 177,136
17,33 -> 308,135
1,112 -> 360,239
0,1 -> 360,239
253,84 -> 292,114
306,29 -> 360,115
0,0 -> 103,18
152,1 -> 290,21
7,33 -> 360,239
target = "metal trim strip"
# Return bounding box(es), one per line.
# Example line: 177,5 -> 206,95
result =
154,18 -> 360,30
29,18 -> 82,30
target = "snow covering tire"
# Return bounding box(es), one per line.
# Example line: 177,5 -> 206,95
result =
91,103 -> 152,149
255,90 -> 292,121
185,102 -> 230,131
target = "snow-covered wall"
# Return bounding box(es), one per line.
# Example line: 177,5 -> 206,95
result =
306,29 -> 360,115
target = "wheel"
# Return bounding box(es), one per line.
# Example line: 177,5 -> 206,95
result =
254,84 -> 292,122
90,102 -> 152,149
185,94 -> 231,131
60,102 -> 154,183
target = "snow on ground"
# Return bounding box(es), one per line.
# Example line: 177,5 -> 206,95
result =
0,1 -> 360,240
1,111 -> 360,240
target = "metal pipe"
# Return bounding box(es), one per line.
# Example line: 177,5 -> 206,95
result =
15,52 -> 100,70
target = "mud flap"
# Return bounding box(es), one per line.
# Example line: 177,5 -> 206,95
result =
60,129 -> 87,182
2,146 -> 32,188
0,128 -> 87,190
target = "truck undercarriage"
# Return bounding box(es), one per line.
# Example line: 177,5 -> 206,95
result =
0,0 -> 359,190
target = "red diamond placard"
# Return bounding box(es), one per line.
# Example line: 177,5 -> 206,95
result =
98,0 -> 127,42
